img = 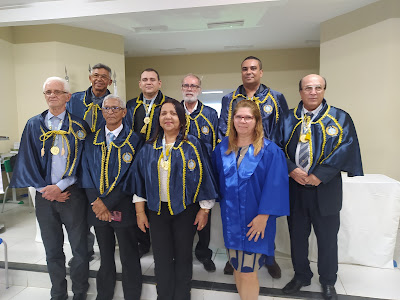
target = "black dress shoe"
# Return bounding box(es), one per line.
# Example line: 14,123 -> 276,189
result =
223,261 -> 234,275
201,258 -> 216,272
322,284 -> 337,300
265,259 -> 281,279
282,278 -> 311,294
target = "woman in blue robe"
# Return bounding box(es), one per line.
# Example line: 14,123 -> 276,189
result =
125,98 -> 218,300
213,100 -> 289,300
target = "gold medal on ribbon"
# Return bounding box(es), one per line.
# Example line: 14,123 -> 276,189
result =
50,146 -> 60,155
300,134 -> 307,143
161,160 -> 169,171
143,117 -> 150,124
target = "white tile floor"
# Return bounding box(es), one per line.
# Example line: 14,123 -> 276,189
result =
1,200 -> 400,300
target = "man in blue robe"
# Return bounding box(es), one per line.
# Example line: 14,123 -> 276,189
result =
66,63 -> 112,132
66,63 -> 112,265
181,73 -> 219,272
218,56 -> 289,277
10,77 -> 90,300
125,68 -> 175,256
274,74 -> 363,300
218,56 -> 289,142
80,95 -> 143,300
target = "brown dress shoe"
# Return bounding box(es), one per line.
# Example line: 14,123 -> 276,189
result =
265,258 -> 281,279
223,261 -> 234,275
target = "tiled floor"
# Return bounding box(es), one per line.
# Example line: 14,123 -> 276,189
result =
0,200 -> 400,300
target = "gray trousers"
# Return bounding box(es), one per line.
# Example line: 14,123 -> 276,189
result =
36,186 -> 89,300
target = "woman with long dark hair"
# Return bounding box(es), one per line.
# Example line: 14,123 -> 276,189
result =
126,98 -> 218,300
213,100 -> 289,300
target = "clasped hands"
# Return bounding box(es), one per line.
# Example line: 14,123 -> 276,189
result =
92,197 -> 112,222
290,168 -> 321,186
41,185 -> 70,202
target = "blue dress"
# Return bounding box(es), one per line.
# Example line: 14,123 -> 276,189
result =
212,137 -> 289,257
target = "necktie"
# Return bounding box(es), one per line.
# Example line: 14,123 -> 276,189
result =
299,112 -> 313,170
107,132 -> 115,149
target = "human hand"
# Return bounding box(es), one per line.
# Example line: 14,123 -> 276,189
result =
91,198 -> 108,215
136,211 -> 149,232
194,209 -> 209,231
97,210 -> 112,222
289,168 -> 308,185
41,185 -> 69,202
305,173 -> 322,186
246,214 -> 269,242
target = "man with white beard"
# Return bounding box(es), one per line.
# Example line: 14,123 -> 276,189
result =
181,73 -> 218,271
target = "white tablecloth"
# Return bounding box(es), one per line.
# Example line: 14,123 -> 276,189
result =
210,174 -> 400,269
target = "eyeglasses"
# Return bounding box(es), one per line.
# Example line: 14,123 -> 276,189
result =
102,106 -> 124,113
182,84 -> 200,89
43,90 -> 68,96
303,85 -> 324,93
234,115 -> 255,122
91,73 -> 110,80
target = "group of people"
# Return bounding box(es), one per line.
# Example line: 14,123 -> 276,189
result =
10,56 -> 363,300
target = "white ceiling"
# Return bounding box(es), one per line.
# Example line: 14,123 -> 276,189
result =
0,0 -> 378,57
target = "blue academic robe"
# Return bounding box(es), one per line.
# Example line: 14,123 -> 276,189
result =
183,100 -> 218,156
218,84 -> 289,141
80,125 -> 143,226
272,99 -> 363,215
125,134 -> 218,215
126,91 -> 174,141
66,86 -> 110,132
274,99 -> 363,177
10,111 -> 89,188
212,138 -> 289,256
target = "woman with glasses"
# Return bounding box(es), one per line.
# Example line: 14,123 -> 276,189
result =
125,98 -> 218,300
213,100 -> 289,300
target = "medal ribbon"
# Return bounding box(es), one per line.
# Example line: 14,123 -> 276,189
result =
40,118 -> 65,156
140,97 -> 156,134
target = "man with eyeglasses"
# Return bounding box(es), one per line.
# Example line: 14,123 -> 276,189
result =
80,95 -> 143,300
218,56 -> 289,278
275,74 -> 363,300
181,74 -> 218,272
10,77 -> 90,300
66,63 -> 112,265
126,68 -> 175,257
67,63 -> 113,133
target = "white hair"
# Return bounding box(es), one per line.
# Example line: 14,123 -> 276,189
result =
103,94 -> 126,109
43,77 -> 70,93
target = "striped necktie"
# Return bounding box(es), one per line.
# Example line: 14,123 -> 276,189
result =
299,112 -> 313,171
106,132 -> 115,149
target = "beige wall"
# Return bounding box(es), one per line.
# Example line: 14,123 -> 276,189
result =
0,25 -> 126,146
125,48 -> 320,108
320,0 -> 400,180
0,30 -> 18,153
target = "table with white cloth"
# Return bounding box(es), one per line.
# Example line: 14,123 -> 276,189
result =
210,174 -> 400,269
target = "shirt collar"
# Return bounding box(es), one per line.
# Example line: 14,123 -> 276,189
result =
302,103 -> 323,117
105,123 -> 123,138
143,94 -> 157,104
47,110 -> 66,121
91,89 -> 107,104
184,100 -> 198,115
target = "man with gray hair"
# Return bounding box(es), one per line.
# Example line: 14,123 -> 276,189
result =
10,77 -> 90,300
67,63 -> 113,265
67,63 -> 113,132
80,94 -> 144,299
181,73 -> 218,272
